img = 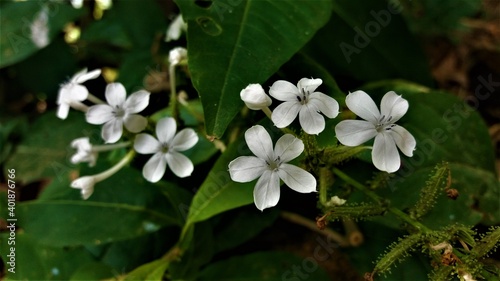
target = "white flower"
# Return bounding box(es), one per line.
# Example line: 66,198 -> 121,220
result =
57,68 -> 101,119
228,125 -> 316,211
165,14 -> 187,42
71,137 -> 98,167
335,90 -> 416,173
240,84 -> 272,110
71,176 -> 95,200
169,47 -> 188,66
270,78 -> 339,135
86,83 -> 150,143
134,117 -> 198,182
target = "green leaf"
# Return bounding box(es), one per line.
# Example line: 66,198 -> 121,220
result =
0,1 -> 83,68
362,81 -> 499,226
17,200 -> 178,247
213,206 -> 279,253
184,137 -> 254,228
176,0 -> 333,137
303,0 -> 433,86
197,251 -> 331,281
4,111 -> 96,183
70,262 -> 115,281
124,259 -> 169,281
0,233 -> 95,280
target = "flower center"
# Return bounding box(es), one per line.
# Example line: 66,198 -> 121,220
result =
113,107 -> 126,118
296,88 -> 309,105
161,144 -> 169,154
266,156 -> 281,171
375,115 -> 396,132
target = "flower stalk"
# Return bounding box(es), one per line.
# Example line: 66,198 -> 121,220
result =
331,167 -> 431,233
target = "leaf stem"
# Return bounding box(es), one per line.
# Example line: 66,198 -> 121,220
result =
169,64 -> 180,123
331,167 -> 431,233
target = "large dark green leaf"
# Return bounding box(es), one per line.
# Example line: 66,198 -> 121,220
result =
0,233 -> 95,280
17,200 -> 177,247
0,1 -> 83,68
4,111 -> 96,183
197,251 -> 331,281
303,0 -> 433,86
175,0 -> 333,138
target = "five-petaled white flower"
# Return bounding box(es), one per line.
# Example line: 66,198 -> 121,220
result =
335,90 -> 416,173
71,137 -> 98,167
270,78 -> 339,135
240,83 -> 272,110
134,117 -> 198,182
86,83 -> 150,143
57,68 -> 101,119
228,125 -> 316,211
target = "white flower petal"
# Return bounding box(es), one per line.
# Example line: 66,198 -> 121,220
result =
299,104 -> 325,135
228,156 -> 267,182
156,117 -> 177,144
166,14 -> 186,42
380,91 -> 409,123
171,128 -> 198,151
86,104 -> 114,124
335,120 -> 377,146
390,125 -> 416,157
269,80 -> 300,102
143,152 -> 167,182
105,83 -> 127,108
244,125 -> 274,161
63,84 -> 89,102
271,101 -> 301,128
166,151 -> 194,178
124,114 -> 148,133
102,119 -> 124,143
57,103 -> 70,119
74,69 -> 101,83
308,92 -> 339,118
134,134 -> 161,154
240,83 -> 272,110
253,170 -> 280,211
345,90 -> 381,124
372,133 -> 401,173
297,78 -> 322,94
124,90 -> 150,113
274,134 -> 304,163
278,164 -> 317,193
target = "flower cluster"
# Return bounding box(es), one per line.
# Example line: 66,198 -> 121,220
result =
59,67 -> 198,199
230,77 -> 416,210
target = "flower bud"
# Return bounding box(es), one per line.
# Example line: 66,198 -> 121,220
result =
71,176 -> 96,200
169,47 -> 187,66
240,84 -> 272,110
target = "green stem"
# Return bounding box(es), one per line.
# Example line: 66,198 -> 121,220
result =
331,167 -> 431,233
169,64 -> 180,124
319,167 -> 329,205
92,141 -> 131,152
87,93 -> 105,104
